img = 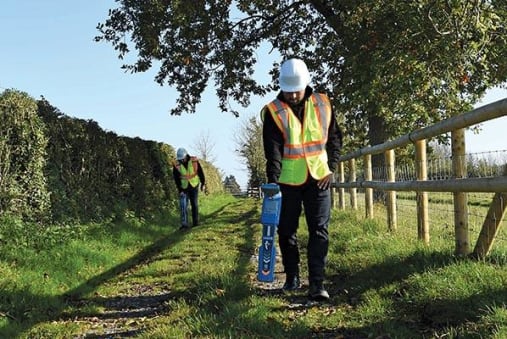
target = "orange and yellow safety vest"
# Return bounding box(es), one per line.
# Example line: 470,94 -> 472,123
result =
262,93 -> 332,185
174,157 -> 201,189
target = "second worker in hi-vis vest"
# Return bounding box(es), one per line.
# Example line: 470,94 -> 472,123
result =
261,58 -> 343,301
172,147 -> 206,230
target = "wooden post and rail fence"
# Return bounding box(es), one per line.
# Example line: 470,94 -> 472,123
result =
332,98 -> 507,259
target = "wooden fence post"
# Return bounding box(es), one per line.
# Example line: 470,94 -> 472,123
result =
364,154 -> 373,218
452,128 -> 469,256
415,139 -> 429,245
338,162 -> 345,209
472,164 -> 507,259
331,172 -> 337,209
385,149 -> 397,231
349,158 -> 357,210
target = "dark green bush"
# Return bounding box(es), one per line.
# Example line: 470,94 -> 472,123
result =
0,90 -> 50,222
0,89 -> 224,224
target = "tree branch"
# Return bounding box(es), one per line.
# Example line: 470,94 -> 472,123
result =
308,0 -> 343,33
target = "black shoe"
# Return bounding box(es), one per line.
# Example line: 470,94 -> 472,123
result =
179,225 -> 190,231
282,275 -> 301,291
308,281 -> 329,301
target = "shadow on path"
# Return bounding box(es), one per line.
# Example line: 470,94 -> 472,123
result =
0,227 -> 184,338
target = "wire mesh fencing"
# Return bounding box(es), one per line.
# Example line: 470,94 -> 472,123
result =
335,149 -> 507,255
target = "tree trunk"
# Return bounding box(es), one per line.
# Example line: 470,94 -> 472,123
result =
368,109 -> 389,202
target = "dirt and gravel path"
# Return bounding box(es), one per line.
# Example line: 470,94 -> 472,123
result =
57,239 -> 350,338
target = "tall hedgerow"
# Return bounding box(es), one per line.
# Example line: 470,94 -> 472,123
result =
38,98 -> 179,222
0,89 -> 50,221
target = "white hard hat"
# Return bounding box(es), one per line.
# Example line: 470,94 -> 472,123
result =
176,147 -> 188,160
279,58 -> 311,92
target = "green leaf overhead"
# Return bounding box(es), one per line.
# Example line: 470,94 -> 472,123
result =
96,0 -> 507,147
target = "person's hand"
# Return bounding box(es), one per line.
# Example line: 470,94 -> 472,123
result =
201,184 -> 207,193
262,183 -> 280,197
317,173 -> 334,190
179,191 -> 185,197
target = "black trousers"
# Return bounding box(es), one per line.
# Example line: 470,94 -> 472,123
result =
278,179 -> 331,283
180,186 -> 199,226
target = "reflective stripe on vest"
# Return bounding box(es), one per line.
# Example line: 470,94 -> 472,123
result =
174,157 -> 200,189
264,93 -> 332,185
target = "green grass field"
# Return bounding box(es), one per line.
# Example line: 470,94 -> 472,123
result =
1,192 -> 507,338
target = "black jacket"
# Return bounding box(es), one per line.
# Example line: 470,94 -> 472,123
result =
262,87 -> 343,183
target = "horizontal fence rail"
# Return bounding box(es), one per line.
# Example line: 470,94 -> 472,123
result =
340,176 -> 507,192
333,98 -> 507,259
339,98 -> 507,161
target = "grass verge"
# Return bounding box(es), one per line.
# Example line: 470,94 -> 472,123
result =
1,193 -> 507,338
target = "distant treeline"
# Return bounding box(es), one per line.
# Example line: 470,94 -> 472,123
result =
0,89 -> 223,224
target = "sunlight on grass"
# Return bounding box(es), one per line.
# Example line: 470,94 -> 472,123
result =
2,192 -> 507,338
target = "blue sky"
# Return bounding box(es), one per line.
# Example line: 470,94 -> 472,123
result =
1,1 -> 506,189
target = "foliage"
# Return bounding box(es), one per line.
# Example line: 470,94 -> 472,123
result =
0,91 -> 229,224
223,175 -> 241,194
198,158 -> 224,194
36,96 -> 223,222
0,90 -> 50,222
467,153 -> 507,178
39,98 -> 123,221
116,136 -> 174,218
0,215 -> 86,253
96,1 -> 507,151
234,115 -> 266,187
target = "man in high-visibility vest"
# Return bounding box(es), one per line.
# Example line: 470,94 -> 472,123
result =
172,147 -> 206,230
261,58 -> 342,301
